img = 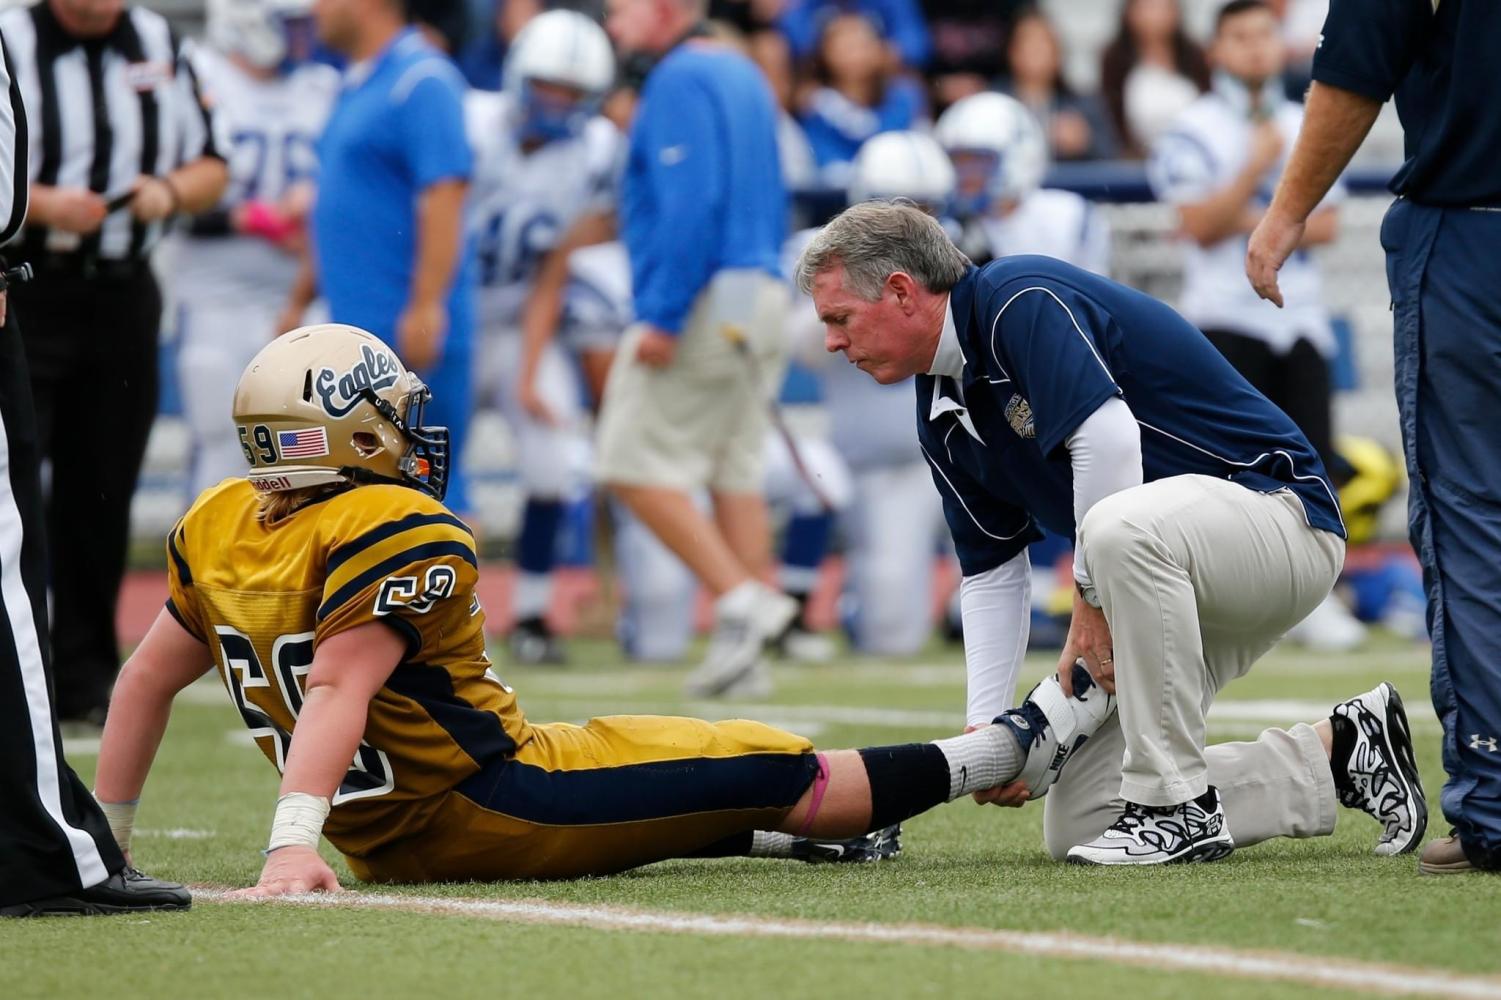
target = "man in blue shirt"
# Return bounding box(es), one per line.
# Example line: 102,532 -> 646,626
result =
798,201 -> 1427,865
599,0 -> 796,698
281,0 -> 476,511
1247,0 -> 1501,875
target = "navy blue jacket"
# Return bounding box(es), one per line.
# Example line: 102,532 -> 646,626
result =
918,257 -> 1346,577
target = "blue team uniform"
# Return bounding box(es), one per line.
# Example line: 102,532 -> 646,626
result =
313,29 -> 476,510
1314,0 -> 1501,867
918,256 -> 1344,578
622,41 -> 785,334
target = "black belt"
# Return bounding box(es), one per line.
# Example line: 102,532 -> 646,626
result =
28,253 -> 147,280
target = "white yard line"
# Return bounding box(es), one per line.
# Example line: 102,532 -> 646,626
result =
191,888 -> 1501,999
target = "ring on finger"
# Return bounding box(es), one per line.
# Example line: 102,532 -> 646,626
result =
1099,656 -> 1113,665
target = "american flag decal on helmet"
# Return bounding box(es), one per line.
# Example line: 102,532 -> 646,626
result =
278,427 -> 330,459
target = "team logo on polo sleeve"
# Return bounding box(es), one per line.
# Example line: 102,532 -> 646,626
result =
1004,394 -> 1036,439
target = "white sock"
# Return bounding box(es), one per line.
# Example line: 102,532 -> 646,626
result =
932,726 -> 1024,800
514,572 -> 552,620
750,830 -> 797,857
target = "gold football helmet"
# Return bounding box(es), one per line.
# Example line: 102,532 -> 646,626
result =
232,324 -> 451,500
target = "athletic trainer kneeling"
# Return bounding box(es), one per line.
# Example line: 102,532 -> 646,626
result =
796,201 -> 1426,865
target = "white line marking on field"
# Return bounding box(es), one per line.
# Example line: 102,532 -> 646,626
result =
62,737 -> 100,755
138,828 -> 215,840
191,889 -> 1501,999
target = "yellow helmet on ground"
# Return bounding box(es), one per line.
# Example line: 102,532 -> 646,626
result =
1336,434 -> 1403,545
232,324 -> 451,500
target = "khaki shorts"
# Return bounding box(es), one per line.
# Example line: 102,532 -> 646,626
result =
596,270 -> 789,493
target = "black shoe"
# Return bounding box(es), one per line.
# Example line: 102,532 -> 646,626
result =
509,616 -> 567,666
0,867 -> 191,917
789,824 -> 902,864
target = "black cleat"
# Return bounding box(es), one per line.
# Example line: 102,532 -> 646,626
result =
0,867 -> 191,917
790,824 -> 902,864
510,615 -> 567,666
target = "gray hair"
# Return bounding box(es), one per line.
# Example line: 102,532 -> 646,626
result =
794,200 -> 971,300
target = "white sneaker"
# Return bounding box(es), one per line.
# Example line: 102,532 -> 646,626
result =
1066,787 -> 1235,866
1331,682 -> 1428,856
684,584 -> 797,698
1286,593 -> 1367,652
991,661 -> 1116,799
777,625 -> 837,664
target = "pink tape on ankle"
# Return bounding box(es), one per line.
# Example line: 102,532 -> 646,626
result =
797,753 -> 831,837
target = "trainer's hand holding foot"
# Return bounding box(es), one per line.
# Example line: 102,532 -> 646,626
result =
961,725 -> 1031,807
1245,208 -> 1306,308
232,845 -> 342,899
1058,586 -> 1114,696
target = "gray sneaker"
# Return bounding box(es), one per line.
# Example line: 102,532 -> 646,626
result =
685,586 -> 797,698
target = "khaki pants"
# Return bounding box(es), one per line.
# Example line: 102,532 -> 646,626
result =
596,270 -> 789,494
1044,475 -> 1345,857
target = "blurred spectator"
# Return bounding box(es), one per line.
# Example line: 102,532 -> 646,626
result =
458,0 -> 541,89
921,0 -> 1021,110
282,0 -> 477,511
1,0 -> 228,727
1100,0 -> 1209,157
997,6 -> 1117,161
1145,0 -> 1356,648
796,13 -> 925,187
776,0 -> 930,69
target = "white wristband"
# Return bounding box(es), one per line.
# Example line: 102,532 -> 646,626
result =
266,792 -> 330,854
95,796 -> 139,855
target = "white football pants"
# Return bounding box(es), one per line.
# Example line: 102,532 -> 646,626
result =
176,298 -> 279,498
842,460 -> 947,655
479,331 -> 585,499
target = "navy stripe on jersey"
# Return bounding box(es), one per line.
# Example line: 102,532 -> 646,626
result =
384,661 -> 515,763
325,511 -> 474,577
167,528 -> 191,586
163,597 -> 201,640
454,750 -> 819,825
316,540 -> 478,621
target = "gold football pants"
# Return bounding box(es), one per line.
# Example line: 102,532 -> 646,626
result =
345,714 -> 817,882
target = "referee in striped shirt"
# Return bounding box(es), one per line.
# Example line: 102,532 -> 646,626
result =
0,0 -> 227,726
0,24 -> 188,917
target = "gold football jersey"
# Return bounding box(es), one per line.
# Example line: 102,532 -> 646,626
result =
166,479 -> 531,857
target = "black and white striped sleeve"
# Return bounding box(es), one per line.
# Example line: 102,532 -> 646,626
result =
170,33 -> 224,164
0,30 -> 28,246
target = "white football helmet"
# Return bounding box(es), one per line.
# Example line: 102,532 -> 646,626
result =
848,131 -> 956,211
206,0 -> 314,69
934,93 -> 1048,213
503,10 -> 615,141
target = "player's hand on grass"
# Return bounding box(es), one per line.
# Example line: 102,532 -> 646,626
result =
1058,588 -> 1114,696
230,845 -> 341,899
398,298 -> 448,372
635,327 -> 677,368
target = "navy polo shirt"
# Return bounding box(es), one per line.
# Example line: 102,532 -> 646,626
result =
1313,0 -> 1501,207
918,257 -> 1346,577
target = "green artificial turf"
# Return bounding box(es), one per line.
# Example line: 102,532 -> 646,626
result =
6,635 -> 1496,1000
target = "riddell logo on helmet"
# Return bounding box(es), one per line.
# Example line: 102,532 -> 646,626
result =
315,345 -> 401,418
250,475 -> 293,492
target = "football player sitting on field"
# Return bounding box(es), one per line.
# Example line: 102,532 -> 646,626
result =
91,324 -> 1116,894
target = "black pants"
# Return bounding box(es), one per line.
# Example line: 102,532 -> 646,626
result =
12,268 -> 160,719
1201,328 -> 1345,485
0,299 -> 125,904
